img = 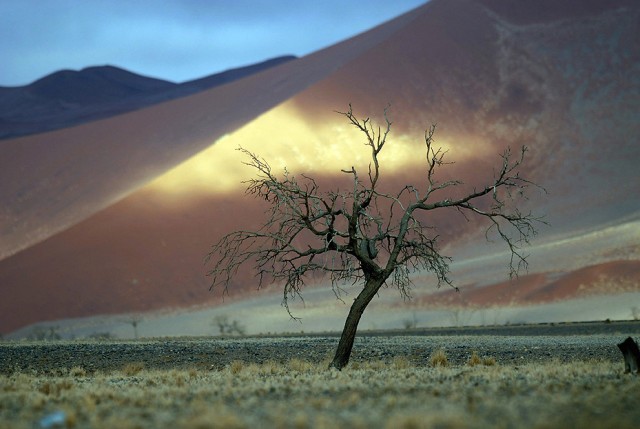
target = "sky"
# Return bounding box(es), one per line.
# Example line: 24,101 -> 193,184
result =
0,0 -> 426,87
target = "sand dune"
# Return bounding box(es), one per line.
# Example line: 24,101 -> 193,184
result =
1,0 -> 639,334
0,5 -> 420,261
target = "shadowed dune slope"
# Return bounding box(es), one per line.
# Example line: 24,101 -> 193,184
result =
1,0 -> 639,334
0,190 -> 259,332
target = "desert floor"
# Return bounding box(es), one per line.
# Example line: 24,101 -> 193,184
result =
1,321 -> 639,428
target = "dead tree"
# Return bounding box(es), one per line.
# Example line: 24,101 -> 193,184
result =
213,315 -> 246,336
128,315 -> 142,340
206,105 -> 545,370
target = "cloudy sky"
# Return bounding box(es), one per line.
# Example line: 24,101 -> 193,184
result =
1,0 -> 426,87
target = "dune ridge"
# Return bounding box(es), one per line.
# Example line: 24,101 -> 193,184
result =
1,0 -> 638,334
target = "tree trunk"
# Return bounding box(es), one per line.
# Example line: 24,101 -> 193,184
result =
618,336 -> 640,374
329,278 -> 384,370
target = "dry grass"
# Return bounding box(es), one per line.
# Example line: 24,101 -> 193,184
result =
468,351 -> 482,366
429,348 -> 448,367
1,358 -> 638,428
467,351 -> 496,367
121,362 -> 145,376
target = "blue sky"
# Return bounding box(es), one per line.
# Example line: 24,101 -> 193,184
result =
0,0 -> 426,87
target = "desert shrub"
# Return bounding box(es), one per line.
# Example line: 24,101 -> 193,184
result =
429,349 -> 448,367
468,351 -> 482,367
467,351 -> 497,367
229,360 -> 245,375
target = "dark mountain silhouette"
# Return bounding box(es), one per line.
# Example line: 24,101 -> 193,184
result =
0,56 -> 295,139
28,66 -> 176,103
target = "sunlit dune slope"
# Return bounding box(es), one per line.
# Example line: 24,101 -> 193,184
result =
153,0 -> 640,231
1,0 -> 639,334
0,3 -> 421,261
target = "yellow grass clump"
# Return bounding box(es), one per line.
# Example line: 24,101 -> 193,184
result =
429,348 -> 448,367
468,351 -> 496,367
1,358 -> 639,428
121,362 -> 144,376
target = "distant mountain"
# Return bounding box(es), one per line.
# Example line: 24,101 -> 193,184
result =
28,66 -> 176,103
0,56 -> 296,139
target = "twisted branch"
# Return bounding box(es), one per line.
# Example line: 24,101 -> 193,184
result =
206,106 -> 546,317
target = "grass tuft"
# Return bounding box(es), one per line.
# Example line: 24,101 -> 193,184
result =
429,348 -> 448,367
229,360 -> 245,375
482,356 -> 496,366
392,356 -> 412,370
288,358 -> 316,373
468,351 -> 481,366
468,351 -> 496,367
69,366 -> 87,377
121,362 -> 144,376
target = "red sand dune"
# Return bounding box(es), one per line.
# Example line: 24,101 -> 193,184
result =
0,5 -> 419,261
419,260 -> 640,308
1,0 -> 639,334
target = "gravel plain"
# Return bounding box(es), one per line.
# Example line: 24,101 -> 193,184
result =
1,321 -> 638,374
2,321 -> 640,429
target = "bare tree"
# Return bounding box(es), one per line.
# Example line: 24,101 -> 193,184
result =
127,315 -> 142,340
212,314 -> 246,336
207,105 -> 545,370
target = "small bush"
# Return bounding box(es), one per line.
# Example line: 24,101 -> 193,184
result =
429,349 -> 448,367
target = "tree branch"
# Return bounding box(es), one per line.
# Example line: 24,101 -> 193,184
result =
207,106 -> 546,319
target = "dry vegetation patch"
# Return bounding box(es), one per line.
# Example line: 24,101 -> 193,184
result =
1,358 -> 638,429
